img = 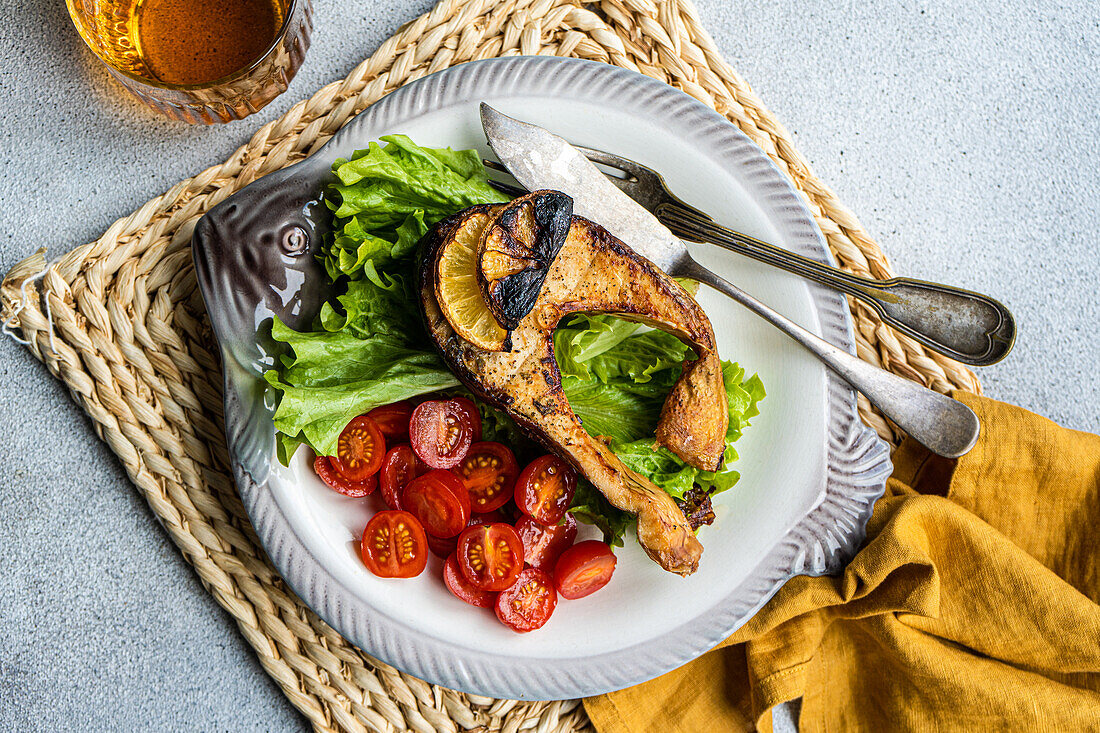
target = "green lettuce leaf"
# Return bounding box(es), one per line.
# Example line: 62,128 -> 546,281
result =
555,313 -> 688,385
264,137 -> 502,457
558,375 -> 666,445
265,316 -> 459,457
556,313 -> 766,501
328,136 -> 503,222
322,135 -> 505,281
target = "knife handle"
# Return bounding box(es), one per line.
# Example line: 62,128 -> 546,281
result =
661,209 -> 1015,367
676,257 -> 981,459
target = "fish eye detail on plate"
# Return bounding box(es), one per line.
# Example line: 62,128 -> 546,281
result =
262,134 -> 766,626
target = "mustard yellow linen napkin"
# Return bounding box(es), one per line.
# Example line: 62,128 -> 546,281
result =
584,392 -> 1100,731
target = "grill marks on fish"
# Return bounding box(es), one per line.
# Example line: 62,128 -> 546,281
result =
419,205 -> 729,575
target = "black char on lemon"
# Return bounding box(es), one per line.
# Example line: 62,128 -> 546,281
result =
418,192 -> 728,576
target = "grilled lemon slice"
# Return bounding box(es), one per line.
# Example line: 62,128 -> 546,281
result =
435,207 -> 510,351
477,190 -> 573,330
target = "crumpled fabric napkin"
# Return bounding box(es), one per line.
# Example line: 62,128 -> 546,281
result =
585,392 -> 1100,731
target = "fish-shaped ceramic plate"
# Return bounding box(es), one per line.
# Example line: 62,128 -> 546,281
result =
191,57 -> 891,700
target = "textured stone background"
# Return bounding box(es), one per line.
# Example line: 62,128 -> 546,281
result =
0,0 -> 1096,730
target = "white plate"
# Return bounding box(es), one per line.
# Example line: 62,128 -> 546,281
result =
192,57 -> 891,700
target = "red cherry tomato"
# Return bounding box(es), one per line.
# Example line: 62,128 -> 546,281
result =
443,553 -> 497,608
402,469 -> 471,538
314,456 -> 377,498
379,444 -> 425,510
456,442 -> 519,513
458,523 -> 524,591
516,514 -> 577,571
450,397 -> 483,442
409,400 -> 476,469
515,455 -> 577,524
359,510 -> 428,578
333,415 -> 386,481
367,401 -> 413,442
495,568 -> 557,632
431,509 -> 508,558
554,540 -> 617,599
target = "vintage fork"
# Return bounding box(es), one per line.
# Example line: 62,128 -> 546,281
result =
484,152 -> 1015,367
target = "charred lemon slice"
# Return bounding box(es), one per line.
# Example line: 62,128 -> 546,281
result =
478,191 -> 573,330
435,207 -> 510,351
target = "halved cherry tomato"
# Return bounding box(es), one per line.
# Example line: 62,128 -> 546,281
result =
457,442 -> 518,513
360,510 -> 428,578
379,444 -> 426,510
402,469 -> 471,538
495,568 -> 557,632
409,400 -> 476,469
431,509 -> 508,559
458,523 -> 524,591
514,455 -> 577,524
367,401 -> 413,442
443,553 -> 497,608
516,514 -> 577,571
333,415 -> 386,481
450,397 -> 482,442
314,456 -> 377,498
554,540 -> 617,599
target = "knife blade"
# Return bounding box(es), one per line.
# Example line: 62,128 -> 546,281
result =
479,103 -> 684,272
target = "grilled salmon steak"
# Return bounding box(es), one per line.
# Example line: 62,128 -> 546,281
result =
418,194 -> 728,575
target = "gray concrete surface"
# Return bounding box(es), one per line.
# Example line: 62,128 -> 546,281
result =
0,1 -> 1096,730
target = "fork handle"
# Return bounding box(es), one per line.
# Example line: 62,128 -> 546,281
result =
675,257 -> 980,458
661,207 -> 1015,366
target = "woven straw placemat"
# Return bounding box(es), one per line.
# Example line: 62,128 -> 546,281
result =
2,0 -> 981,730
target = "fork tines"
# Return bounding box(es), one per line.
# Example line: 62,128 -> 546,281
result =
482,158 -> 528,198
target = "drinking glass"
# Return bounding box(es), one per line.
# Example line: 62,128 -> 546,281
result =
65,0 -> 312,124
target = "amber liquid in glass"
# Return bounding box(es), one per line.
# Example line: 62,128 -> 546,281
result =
81,0 -> 286,86
68,0 -> 309,122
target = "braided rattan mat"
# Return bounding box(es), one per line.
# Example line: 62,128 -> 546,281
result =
2,0 -> 982,730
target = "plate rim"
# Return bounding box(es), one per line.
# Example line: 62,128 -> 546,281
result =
201,56 -> 892,700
